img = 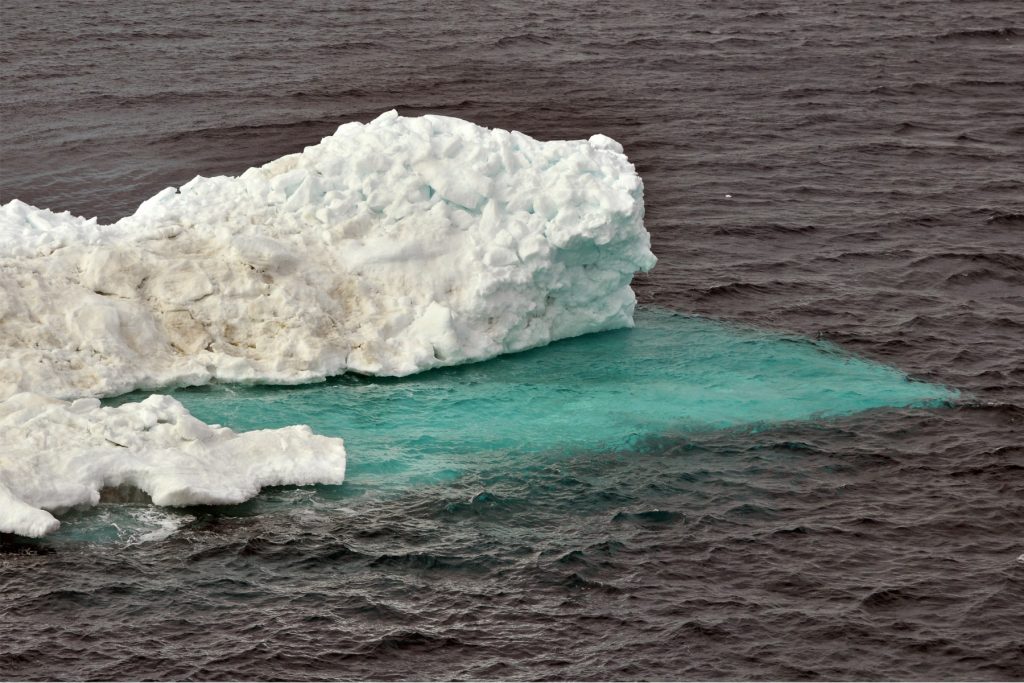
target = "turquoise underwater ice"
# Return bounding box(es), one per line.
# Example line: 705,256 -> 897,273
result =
128,307 -> 955,487
58,307 -> 954,544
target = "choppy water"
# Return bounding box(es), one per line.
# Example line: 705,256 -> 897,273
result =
2,0 -> 1023,680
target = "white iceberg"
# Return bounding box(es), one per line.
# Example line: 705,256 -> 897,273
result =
0,111 -> 654,537
0,110 -> 654,400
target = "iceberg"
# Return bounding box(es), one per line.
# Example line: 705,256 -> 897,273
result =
0,110 -> 654,400
0,111 -> 655,537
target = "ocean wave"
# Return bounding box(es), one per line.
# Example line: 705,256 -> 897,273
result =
936,27 -> 1020,42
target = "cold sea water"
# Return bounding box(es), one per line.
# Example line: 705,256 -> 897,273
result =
2,0 -> 1023,679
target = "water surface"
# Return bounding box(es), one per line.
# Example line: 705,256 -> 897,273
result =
2,0 -> 1022,679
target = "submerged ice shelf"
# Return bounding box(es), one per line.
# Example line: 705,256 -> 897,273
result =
142,308 -> 955,492
44,307 -> 957,543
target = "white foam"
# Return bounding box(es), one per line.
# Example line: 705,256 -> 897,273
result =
0,111 -> 653,537
126,508 -> 197,545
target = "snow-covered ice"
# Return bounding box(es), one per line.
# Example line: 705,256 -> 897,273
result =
0,111 -> 654,537
0,393 -> 346,537
0,110 -> 654,400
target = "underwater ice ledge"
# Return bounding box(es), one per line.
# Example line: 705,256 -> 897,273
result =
112,307 -> 957,495
11,307 -> 958,543
0,110 -> 657,537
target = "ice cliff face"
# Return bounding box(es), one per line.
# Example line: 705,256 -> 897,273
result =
0,110 -> 654,401
0,111 -> 654,537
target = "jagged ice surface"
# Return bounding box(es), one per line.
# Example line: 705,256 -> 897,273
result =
0,393 -> 346,537
0,112 -> 654,537
0,110 -> 654,400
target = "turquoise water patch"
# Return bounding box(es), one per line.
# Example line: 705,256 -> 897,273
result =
112,307 -> 955,491
41,307 -> 954,545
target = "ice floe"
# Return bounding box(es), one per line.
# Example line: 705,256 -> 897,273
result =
0,393 -> 346,537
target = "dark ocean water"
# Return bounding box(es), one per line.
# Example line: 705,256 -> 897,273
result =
2,0 -> 1023,680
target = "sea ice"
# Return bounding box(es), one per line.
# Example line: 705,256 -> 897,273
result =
0,111 -> 654,537
0,393 -> 346,537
